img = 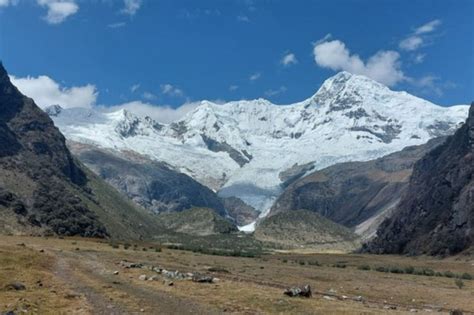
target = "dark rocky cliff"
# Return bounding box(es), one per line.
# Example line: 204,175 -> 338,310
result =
364,103 -> 474,256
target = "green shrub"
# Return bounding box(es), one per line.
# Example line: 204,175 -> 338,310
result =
299,261 -> 306,266
358,265 -> 371,271
334,263 -> 346,269
455,279 -> 464,289
422,268 -> 435,276
404,266 -> 414,274
375,266 -> 389,273
389,266 -> 404,274
282,259 -> 288,263
443,271 -> 455,278
460,273 -> 472,280
308,261 -> 321,266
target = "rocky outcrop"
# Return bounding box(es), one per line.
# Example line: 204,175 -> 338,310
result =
68,142 -> 226,216
0,63 -> 105,237
269,138 -> 445,239
220,196 -> 259,226
0,63 -> 164,240
364,103 -> 474,256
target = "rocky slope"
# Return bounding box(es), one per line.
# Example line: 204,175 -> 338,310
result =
220,196 -> 259,226
363,103 -> 474,256
0,63 -> 163,240
269,137 -> 446,240
68,142 -> 226,216
254,209 -> 360,251
157,207 -> 238,236
46,72 -> 469,217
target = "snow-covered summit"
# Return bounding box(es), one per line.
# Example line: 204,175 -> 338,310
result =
46,71 -> 470,213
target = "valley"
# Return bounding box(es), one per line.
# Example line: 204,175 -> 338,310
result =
1,236 -> 473,314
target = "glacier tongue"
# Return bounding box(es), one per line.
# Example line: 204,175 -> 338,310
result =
46,71 -> 470,213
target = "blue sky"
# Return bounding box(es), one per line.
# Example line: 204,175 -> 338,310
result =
1,0 -> 473,122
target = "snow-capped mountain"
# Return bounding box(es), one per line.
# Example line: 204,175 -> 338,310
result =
46,71 -> 469,217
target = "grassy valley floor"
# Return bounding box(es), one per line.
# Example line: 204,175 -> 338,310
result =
0,236 -> 473,314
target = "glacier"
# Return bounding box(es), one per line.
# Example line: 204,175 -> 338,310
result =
45,71 -> 469,226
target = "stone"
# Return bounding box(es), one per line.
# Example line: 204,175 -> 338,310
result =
192,274 -> 214,283
283,285 -> 312,298
138,275 -> 147,281
5,282 -> 26,291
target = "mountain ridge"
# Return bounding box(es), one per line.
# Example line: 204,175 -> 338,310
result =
44,71 -> 469,219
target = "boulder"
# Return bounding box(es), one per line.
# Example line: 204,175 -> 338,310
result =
192,274 -> 214,283
283,285 -> 312,298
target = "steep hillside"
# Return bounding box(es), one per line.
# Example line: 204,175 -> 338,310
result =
254,210 -> 360,251
46,72 -> 469,213
269,138 -> 445,240
364,103 -> 474,256
68,142 -> 226,216
0,63 -> 163,240
157,207 -> 238,236
221,196 -> 259,226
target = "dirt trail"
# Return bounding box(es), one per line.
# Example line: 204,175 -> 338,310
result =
48,247 -> 220,315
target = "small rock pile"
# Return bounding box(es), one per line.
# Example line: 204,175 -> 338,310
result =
118,260 -> 217,284
284,285 -> 312,298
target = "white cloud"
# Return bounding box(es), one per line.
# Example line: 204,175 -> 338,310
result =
104,101 -> 199,124
264,86 -> 287,97
121,0 -> 141,16
415,19 -> 441,35
408,74 -> 456,97
0,0 -> 19,7
37,0 -> 79,24
237,15 -> 250,22
142,91 -> 157,100
249,72 -> 261,81
229,85 -> 239,91
399,19 -> 441,51
161,84 -> 184,97
10,74 -> 97,109
130,83 -> 140,92
281,53 -> 298,67
108,22 -> 126,29
399,36 -> 423,51
414,53 -> 426,64
313,37 -> 405,86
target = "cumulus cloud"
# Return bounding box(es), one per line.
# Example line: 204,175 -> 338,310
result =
10,75 -> 97,109
264,86 -> 287,97
121,0 -> 141,16
37,0 -> 79,24
399,19 -> 441,51
249,72 -> 261,81
313,37 -> 405,86
281,53 -> 298,67
104,101 -> 200,124
161,84 -> 184,97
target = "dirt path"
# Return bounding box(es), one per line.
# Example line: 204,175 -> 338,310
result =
49,248 -> 220,314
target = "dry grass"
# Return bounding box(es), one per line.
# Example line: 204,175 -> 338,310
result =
0,236 -> 472,314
